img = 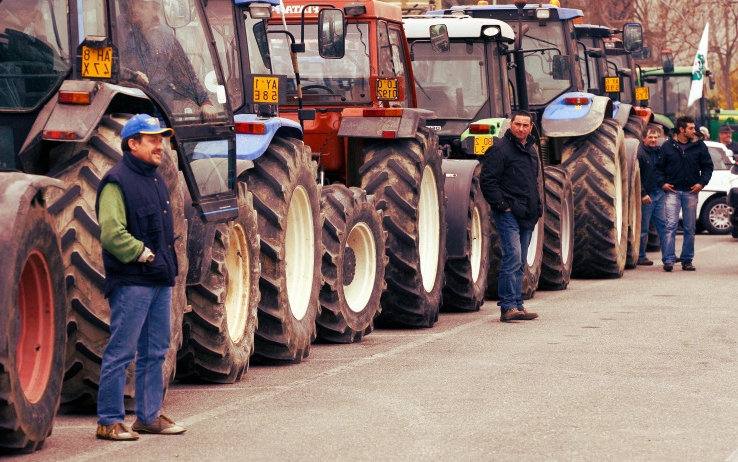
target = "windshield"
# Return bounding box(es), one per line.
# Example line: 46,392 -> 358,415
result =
115,0 -> 229,124
267,22 -> 371,105
520,21 -> 571,106
0,0 -> 70,110
645,74 -> 697,123
412,41 -> 491,119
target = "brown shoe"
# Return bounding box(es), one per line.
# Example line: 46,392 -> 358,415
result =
518,309 -> 538,320
132,415 -> 186,435
682,261 -> 696,271
637,258 -> 654,266
96,422 -> 139,441
500,309 -> 525,322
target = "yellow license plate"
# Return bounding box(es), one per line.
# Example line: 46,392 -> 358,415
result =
81,46 -> 112,79
635,86 -> 650,101
253,77 -> 279,103
474,136 -> 493,155
375,78 -> 399,100
604,76 -> 621,93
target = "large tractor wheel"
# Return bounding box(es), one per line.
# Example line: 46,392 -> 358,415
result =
442,170 -> 491,312
317,185 -> 386,343
623,114 -> 645,139
538,166 -> 574,290
561,119 -> 629,279
46,113 -> 186,407
177,182 -> 260,382
239,137 -> 321,363
360,130 -> 447,328
624,138 -> 642,269
0,177 -> 65,453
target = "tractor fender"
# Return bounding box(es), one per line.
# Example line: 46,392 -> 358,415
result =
0,173 -> 63,341
338,108 -> 435,139
25,81 -> 153,149
234,114 -> 302,161
441,159 -> 479,258
612,102 -> 633,128
542,93 -> 614,138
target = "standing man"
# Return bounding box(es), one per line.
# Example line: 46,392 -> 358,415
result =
656,115 -> 713,272
718,125 -> 738,159
480,110 -> 542,322
637,124 -> 668,266
95,114 -> 186,440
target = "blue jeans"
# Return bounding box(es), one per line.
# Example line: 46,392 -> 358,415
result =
97,285 -> 172,426
639,189 -> 668,262
663,190 -> 698,264
493,211 -> 533,312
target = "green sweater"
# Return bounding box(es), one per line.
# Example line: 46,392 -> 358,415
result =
98,183 -> 144,264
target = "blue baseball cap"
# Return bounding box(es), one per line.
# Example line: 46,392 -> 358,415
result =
121,114 -> 174,139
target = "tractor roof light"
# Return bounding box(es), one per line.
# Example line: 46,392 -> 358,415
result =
249,3 -> 273,19
344,3 -> 366,16
482,26 -> 500,37
536,8 -> 550,20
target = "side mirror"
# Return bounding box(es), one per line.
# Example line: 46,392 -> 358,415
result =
163,0 -> 192,29
552,55 -> 569,80
318,8 -> 345,59
252,21 -> 272,70
429,24 -> 450,53
622,23 -> 643,53
660,48 -> 674,73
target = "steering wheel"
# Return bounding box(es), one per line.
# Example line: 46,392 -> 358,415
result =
302,84 -> 336,94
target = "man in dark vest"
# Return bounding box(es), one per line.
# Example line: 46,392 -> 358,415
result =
95,114 -> 185,440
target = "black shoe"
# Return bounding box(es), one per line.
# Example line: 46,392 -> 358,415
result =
674,257 -> 681,263
663,263 -> 673,272
682,261 -> 696,271
637,258 -> 654,266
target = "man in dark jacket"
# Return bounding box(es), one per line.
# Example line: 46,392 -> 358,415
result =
637,124 -> 667,266
656,115 -> 713,272
95,114 -> 186,440
480,110 -> 542,322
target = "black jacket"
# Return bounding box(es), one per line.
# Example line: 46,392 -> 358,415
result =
637,143 -> 663,196
480,129 -> 542,230
725,140 -> 738,159
656,138 -> 713,192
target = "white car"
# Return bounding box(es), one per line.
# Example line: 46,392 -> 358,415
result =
695,141 -> 734,234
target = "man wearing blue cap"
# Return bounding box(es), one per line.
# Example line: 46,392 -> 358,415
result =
95,114 -> 185,440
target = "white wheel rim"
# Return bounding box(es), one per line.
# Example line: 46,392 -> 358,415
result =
561,192 -> 572,265
344,222 -> 377,313
616,159 -> 623,242
225,223 -> 250,343
286,186 -> 314,321
470,204 -> 482,282
710,202 -> 733,231
527,221 -> 540,266
419,165 -> 441,293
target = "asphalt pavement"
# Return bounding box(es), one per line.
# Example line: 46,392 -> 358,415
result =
9,233 -> 738,461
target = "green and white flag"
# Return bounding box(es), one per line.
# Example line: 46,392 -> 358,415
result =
687,23 -> 709,107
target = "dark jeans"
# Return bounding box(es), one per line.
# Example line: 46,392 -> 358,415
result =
492,211 -> 533,312
639,189 -> 667,262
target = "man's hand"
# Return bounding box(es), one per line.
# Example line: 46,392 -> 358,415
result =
662,183 -> 675,193
642,195 -> 652,205
201,103 -> 218,121
689,183 -> 704,194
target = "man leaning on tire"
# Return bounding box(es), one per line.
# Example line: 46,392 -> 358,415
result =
480,110 -> 542,322
95,114 -> 186,441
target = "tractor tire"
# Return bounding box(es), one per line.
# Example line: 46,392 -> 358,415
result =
360,129 -> 447,328
442,170 -> 491,312
46,113 -> 186,407
0,179 -> 65,453
485,155 -> 544,301
538,166 -> 574,290
560,119 -> 629,279
624,138 -> 642,269
623,114 -> 645,139
700,196 -> 733,235
177,182 -> 260,382
317,185 -> 386,343
238,137 -> 321,363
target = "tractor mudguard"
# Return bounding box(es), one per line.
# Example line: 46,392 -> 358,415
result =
442,159 -> 479,259
542,93 -> 614,138
459,117 -> 506,156
234,113 -> 302,161
337,108 -> 435,139
612,102 -> 633,128
27,81 -> 152,146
